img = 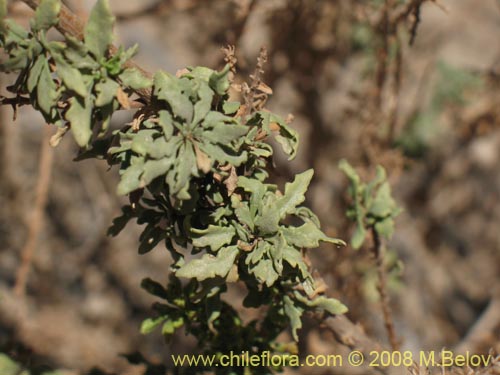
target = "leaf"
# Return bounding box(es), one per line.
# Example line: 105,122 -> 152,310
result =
140,316 -> 167,334
34,0 -> 60,31
297,294 -> 348,315
119,68 -> 152,90
223,101 -> 240,115
171,142 -> 196,198
140,277 -> 168,299
232,196 -> 254,231
368,182 -> 395,218
130,129 -> 156,155
237,176 -> 266,217
283,295 -> 303,341
374,217 -> 395,239
162,316 -> 184,336
277,169 -> 314,218
191,80 -> 213,126
175,246 -> 239,281
54,58 -> 88,97
117,158 -> 145,195
208,64 -> 230,95
251,257 -> 279,287
351,223 -> 366,250
254,194 -> 281,235
84,0 -> 114,60
66,97 -> 93,147
37,58 -> 58,115
141,158 -> 173,186
95,79 -> 119,107
191,225 -> 235,251
198,142 -> 247,167
282,222 -> 345,248
154,71 -> 193,122
27,55 -> 45,93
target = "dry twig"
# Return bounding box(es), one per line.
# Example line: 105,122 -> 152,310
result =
14,126 -> 54,296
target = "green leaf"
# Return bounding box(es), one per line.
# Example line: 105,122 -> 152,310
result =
66,96 -> 92,147
223,101 -> 240,115
176,246 -> 239,280
237,176 -> 266,217
254,194 -> 281,235
140,316 -> 167,334
141,158 -> 172,186
55,58 -> 88,97
297,294 -> 348,315
283,295 -> 303,341
84,0 -> 114,60
368,182 -> 395,218
277,169 -> 314,218
191,225 -> 235,251
95,79 -> 119,107
162,316 -> 184,336
251,257 -> 279,287
154,71 -> 194,122
282,222 -> 345,248
208,64 -> 230,95
374,217 -> 395,239
117,158 -> 145,195
351,223 -> 366,249
191,80 -> 213,126
232,196 -> 254,231
198,142 -> 247,166
37,58 -> 58,115
27,55 -> 45,92
119,68 -> 152,90
34,0 -> 60,31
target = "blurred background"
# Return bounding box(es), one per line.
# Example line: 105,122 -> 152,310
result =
1,0 -> 500,374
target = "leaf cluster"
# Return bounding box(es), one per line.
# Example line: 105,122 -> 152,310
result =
0,1 -> 348,374
339,159 -> 401,249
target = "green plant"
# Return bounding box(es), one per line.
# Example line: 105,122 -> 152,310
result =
0,1 -> 347,373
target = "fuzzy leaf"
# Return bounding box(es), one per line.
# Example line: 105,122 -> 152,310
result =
191,225 -> 235,251
277,169 -> 314,218
298,294 -> 348,315
282,222 -> 345,248
176,246 -> 238,281
140,316 -> 167,334
66,97 -> 92,147
34,0 -> 60,31
117,158 -> 145,195
27,55 -> 45,92
55,58 -> 87,97
95,79 -> 119,107
369,182 -> 395,218
84,0 -> 114,60
119,68 -> 152,90
251,257 -> 279,287
284,295 -> 303,341
37,58 -> 58,115
351,223 -> 366,249
154,72 -> 193,122
208,64 -> 230,95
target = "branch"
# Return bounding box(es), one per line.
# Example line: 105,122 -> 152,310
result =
19,0 -> 153,101
372,228 -> 400,351
14,125 -> 54,296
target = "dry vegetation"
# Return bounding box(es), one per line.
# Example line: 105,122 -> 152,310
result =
1,0 -> 500,374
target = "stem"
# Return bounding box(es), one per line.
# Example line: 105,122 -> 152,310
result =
14,126 -> 54,296
372,227 -> 399,351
